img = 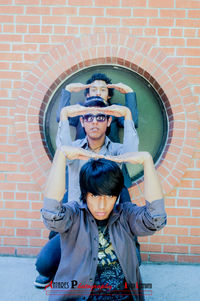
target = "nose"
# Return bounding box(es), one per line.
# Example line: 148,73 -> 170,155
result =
91,116 -> 98,124
96,87 -> 101,96
98,196 -> 106,210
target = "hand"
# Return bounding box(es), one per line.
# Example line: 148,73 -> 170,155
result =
65,83 -> 91,93
100,105 -> 132,120
104,152 -> 152,165
60,145 -> 105,161
107,83 -> 133,94
60,104 -> 102,121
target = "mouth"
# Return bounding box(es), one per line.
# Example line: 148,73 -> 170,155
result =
90,128 -> 99,132
95,212 -> 106,217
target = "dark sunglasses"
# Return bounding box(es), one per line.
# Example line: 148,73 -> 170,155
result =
82,114 -> 108,122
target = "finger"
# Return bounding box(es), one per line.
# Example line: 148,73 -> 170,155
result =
84,84 -> 92,88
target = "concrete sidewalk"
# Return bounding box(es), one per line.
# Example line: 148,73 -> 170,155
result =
0,256 -> 199,300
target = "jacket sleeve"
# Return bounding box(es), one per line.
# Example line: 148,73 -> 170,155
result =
122,119 -> 139,153
125,198 -> 167,236
117,92 -> 138,128
56,89 -> 79,127
56,119 -> 73,148
41,197 -> 77,233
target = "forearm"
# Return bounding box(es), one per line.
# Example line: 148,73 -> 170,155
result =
125,92 -> 138,127
57,89 -> 71,123
44,149 -> 66,201
144,155 -> 163,202
123,120 -> 139,152
56,119 -> 73,148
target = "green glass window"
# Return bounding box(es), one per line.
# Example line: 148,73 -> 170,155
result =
44,65 -> 168,182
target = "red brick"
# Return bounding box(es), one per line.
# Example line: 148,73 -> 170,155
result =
141,253 -> 148,261
24,35 -> 49,43
30,238 -> 48,247
0,228 -> 14,236
5,201 -> 29,210
0,34 -> 22,42
176,19 -> 200,28
26,6 -> 51,15
4,237 -> 28,246
122,18 -> 147,26
0,246 -> 15,255
191,246 -> 200,255
16,247 -> 41,256
42,0 -> 66,3
95,17 -> 120,26
192,209 -> 200,217
179,189 -> 200,198
178,255 -> 200,263
176,0 -> 200,9
150,254 -> 175,262
163,226 -> 188,236
106,8 -> 131,16
190,228 -> 200,236
171,28 -> 183,37
69,0 -> 93,5
133,8 -> 158,17
95,0 -> 120,6
4,220 -> 29,228
42,16 -> 67,24
159,38 -> 185,47
166,208 -> 191,217
164,245 -> 188,254
140,244 -> 161,252
16,228 -> 41,237
16,210 -> 41,219
15,15 -> 40,24
150,235 -> 176,244
177,48 -> 200,56
0,210 -> 15,218
160,9 -> 186,18
122,0 -> 146,6
30,220 -> 44,228
177,199 -> 189,207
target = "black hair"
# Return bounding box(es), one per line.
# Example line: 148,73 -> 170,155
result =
83,96 -> 108,108
84,73 -> 114,100
80,158 -> 124,203
81,96 -> 111,136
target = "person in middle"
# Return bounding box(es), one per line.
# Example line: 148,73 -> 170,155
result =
56,97 -> 139,203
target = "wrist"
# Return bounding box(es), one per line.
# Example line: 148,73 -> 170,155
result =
60,108 -> 68,121
57,147 -> 67,159
124,108 -> 132,120
65,85 -> 72,92
125,88 -> 133,93
143,153 -> 153,165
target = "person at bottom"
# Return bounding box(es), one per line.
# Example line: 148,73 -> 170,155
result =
41,146 -> 167,300
34,98 -> 140,288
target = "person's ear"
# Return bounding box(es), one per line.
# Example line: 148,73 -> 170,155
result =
80,117 -> 84,128
107,116 -> 112,127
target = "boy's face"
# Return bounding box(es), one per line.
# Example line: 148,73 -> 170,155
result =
88,80 -> 110,102
86,193 -> 117,220
80,114 -> 112,140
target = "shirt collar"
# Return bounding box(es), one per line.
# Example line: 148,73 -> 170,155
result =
80,136 -> 111,150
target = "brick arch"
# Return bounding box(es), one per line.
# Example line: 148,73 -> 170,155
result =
15,33 -> 198,200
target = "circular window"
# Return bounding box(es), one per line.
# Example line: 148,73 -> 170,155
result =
44,65 -> 168,182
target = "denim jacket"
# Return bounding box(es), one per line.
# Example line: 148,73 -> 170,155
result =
41,198 -> 167,301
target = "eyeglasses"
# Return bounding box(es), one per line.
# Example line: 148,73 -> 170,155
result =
82,114 -> 108,123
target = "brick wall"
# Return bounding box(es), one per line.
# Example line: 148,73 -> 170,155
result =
0,0 -> 199,263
